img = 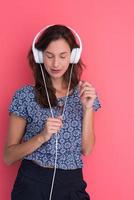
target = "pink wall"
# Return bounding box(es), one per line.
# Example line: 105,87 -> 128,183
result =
1,0 -> 134,199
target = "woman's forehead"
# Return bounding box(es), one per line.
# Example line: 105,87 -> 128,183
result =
45,50 -> 69,55
45,38 -> 70,52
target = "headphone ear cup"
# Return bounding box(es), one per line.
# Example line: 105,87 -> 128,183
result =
70,48 -> 81,64
33,48 -> 44,63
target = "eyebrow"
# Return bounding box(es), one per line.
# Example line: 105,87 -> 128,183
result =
45,51 -> 68,55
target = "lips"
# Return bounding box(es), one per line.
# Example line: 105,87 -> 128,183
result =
51,69 -> 61,73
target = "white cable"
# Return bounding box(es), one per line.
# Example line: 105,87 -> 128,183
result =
40,64 -> 54,118
48,134 -> 58,200
39,63 -> 74,200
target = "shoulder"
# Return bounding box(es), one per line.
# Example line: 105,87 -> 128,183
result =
11,85 -> 35,105
15,84 -> 34,94
9,85 -> 35,119
13,85 -> 35,98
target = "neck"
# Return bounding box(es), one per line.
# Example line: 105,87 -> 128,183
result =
51,78 -> 67,91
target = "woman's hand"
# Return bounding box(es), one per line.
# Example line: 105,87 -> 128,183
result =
40,116 -> 63,142
79,81 -> 97,110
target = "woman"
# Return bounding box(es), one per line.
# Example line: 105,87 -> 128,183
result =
4,24 -> 101,200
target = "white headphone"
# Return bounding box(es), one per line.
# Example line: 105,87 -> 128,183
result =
32,24 -> 82,64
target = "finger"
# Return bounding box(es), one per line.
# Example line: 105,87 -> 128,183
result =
78,81 -> 84,90
57,115 -> 63,121
82,93 -> 96,99
78,80 -> 84,86
79,81 -> 92,88
48,124 -> 62,129
81,81 -> 93,87
81,85 -> 95,92
80,91 -> 96,98
47,121 -> 62,127
84,90 -> 96,95
79,86 -> 96,96
50,127 -> 61,131
50,127 -> 61,133
79,87 -> 93,97
47,118 -> 62,123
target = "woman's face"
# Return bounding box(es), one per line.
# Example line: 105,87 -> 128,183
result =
43,38 -> 71,81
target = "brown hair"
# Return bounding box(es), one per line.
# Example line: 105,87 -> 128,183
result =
28,24 -> 85,108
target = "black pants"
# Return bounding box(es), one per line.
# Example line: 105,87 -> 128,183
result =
11,159 -> 90,200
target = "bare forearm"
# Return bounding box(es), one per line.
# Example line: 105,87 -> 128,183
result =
81,107 -> 95,156
4,133 -> 47,165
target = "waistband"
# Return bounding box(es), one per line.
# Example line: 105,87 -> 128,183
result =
18,159 -> 83,184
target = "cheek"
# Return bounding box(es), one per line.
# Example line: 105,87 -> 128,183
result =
64,57 -> 70,66
63,60 -> 70,71
64,60 -> 70,67
43,59 -> 52,69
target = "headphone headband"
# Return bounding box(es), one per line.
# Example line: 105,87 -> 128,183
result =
32,24 -> 82,64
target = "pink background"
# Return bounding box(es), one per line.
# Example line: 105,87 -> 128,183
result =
0,0 -> 134,199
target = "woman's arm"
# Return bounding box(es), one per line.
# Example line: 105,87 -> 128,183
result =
78,81 -> 101,156
81,107 -> 95,156
3,114 -> 47,166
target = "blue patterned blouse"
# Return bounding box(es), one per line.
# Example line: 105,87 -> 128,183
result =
8,85 -> 101,170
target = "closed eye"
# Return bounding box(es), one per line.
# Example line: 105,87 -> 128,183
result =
47,55 -> 54,58
45,52 -> 54,58
45,51 -> 69,59
60,52 -> 68,59
60,56 -> 66,59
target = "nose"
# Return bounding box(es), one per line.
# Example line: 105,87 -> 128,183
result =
53,57 -> 60,68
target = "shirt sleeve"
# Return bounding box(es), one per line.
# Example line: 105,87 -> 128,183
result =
8,88 -> 28,120
92,95 -> 101,111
